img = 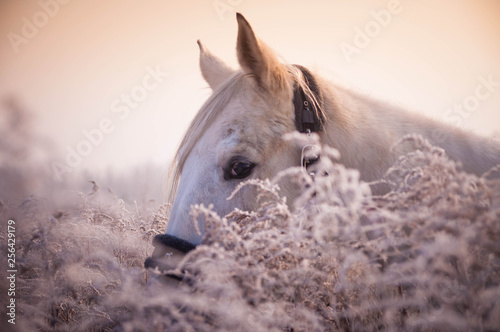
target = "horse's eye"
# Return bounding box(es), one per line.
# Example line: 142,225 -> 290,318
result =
224,158 -> 256,180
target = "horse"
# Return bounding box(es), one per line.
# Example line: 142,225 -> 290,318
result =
146,13 -> 500,269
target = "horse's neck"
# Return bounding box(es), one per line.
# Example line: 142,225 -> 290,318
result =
320,82 -> 500,180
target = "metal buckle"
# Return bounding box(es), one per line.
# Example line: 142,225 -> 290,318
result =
301,144 -> 321,176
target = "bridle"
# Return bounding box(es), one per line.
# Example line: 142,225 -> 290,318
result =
292,64 -> 325,135
145,65 -> 325,277
292,65 -> 324,173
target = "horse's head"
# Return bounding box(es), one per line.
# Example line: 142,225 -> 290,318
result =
165,14 -> 325,245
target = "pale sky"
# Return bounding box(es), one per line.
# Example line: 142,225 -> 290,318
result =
1,0 -> 499,179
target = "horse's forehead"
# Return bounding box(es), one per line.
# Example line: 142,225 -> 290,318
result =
195,86 -> 292,157
217,94 -> 273,139
217,116 -> 265,151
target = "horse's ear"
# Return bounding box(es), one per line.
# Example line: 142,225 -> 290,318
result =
198,40 -> 235,90
236,13 -> 287,91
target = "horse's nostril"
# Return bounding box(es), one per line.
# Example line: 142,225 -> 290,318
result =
144,234 -> 197,281
152,234 -> 197,255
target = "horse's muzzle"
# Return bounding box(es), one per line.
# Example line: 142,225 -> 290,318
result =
144,234 -> 197,281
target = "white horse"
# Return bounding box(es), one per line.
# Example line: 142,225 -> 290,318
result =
162,13 -> 500,247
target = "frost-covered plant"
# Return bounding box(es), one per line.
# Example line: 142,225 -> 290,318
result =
1,128 -> 499,331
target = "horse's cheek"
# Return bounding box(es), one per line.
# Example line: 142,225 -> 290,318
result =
232,182 -> 258,212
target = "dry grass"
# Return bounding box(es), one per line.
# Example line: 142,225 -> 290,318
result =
1,101 -> 500,331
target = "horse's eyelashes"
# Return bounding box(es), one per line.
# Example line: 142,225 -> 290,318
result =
224,157 -> 256,180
